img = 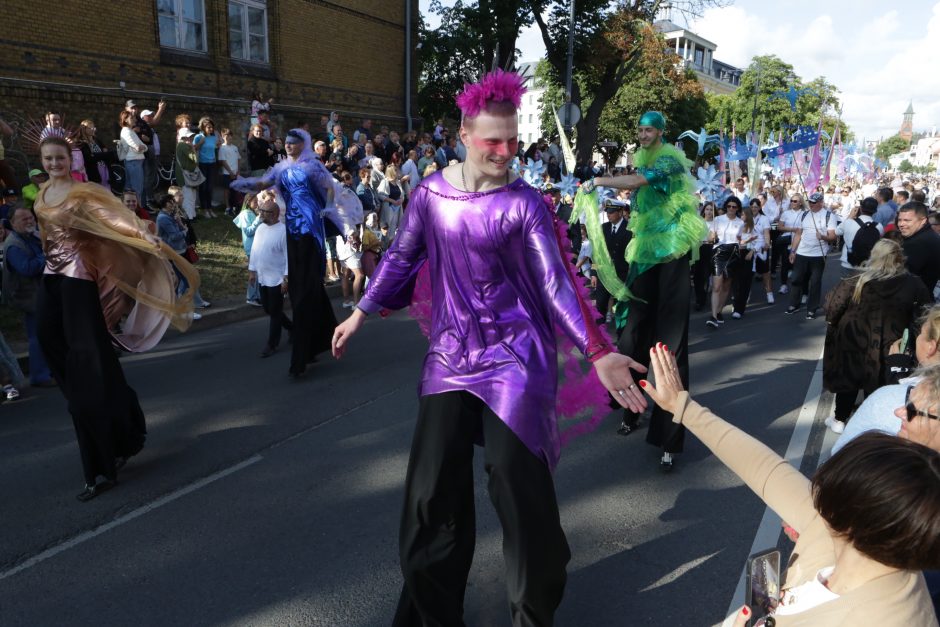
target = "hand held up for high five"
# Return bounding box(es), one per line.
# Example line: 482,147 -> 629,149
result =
639,342 -> 686,415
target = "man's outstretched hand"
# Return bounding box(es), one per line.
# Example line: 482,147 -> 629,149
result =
594,352 -> 648,413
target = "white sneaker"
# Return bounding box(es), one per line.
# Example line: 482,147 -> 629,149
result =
3,384 -> 19,401
766,292 -> 775,304
732,311 -> 742,319
801,294 -> 808,304
824,415 -> 845,434
779,285 -> 789,294
192,311 -> 202,321
342,300 -> 354,309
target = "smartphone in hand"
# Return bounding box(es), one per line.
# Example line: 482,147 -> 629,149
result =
745,548 -> 781,626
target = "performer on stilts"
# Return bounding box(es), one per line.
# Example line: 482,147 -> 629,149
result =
581,111 -> 707,471
232,128 -> 359,377
331,70 -> 648,626
34,136 -> 199,501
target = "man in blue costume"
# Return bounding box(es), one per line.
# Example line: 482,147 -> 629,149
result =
233,129 -> 354,377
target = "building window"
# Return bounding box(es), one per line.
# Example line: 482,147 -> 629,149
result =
158,0 -> 208,53
229,0 -> 269,63
529,114 -> 533,123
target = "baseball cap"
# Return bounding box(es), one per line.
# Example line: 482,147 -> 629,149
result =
178,128 -> 195,139
125,99 -> 137,108
3,188 -> 17,197
28,169 -> 43,177
140,109 -> 154,118
808,192 -> 824,203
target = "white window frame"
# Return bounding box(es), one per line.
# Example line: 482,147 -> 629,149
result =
228,0 -> 269,64
158,0 -> 208,53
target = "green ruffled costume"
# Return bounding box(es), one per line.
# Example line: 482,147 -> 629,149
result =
574,142 -> 707,328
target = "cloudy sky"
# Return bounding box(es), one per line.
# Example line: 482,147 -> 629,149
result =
420,0 -> 939,141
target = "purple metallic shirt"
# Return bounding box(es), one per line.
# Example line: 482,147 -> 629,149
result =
359,172 -> 608,469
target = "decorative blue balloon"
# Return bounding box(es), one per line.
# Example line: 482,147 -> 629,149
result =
695,165 -> 727,202
523,158 -> 545,186
677,127 -> 722,156
770,85 -> 819,112
557,172 -> 580,198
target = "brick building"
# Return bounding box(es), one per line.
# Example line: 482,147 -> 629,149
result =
0,0 -> 419,182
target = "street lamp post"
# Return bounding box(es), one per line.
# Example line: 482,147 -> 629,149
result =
564,0 -> 575,134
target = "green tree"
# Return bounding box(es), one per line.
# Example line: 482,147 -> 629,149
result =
530,0 -> 720,162
898,159 -> 914,173
417,0 -> 531,125
703,55 -> 851,141
875,134 -> 910,161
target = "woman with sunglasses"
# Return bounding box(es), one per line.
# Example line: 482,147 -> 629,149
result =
832,304 -> 940,454
823,239 -> 931,434
706,196 -> 745,328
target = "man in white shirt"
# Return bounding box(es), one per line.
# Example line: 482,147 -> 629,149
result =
249,201 -> 292,357
836,197 -> 883,276
785,192 -> 839,319
400,149 -> 421,194
732,178 -> 750,205
775,193 -> 806,294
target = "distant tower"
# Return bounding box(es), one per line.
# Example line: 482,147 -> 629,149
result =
900,101 -> 915,143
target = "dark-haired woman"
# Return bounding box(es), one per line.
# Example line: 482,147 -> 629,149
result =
643,343 -> 940,626
34,136 -> 197,501
706,196 -> 745,328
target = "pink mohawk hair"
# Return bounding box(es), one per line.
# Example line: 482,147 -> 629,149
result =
455,68 -> 527,119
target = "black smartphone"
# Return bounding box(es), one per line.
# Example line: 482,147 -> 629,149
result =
745,548 -> 781,625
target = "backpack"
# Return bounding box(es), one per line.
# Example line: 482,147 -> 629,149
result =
847,218 -> 880,267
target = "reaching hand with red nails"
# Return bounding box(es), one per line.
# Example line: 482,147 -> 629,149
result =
639,342 -> 686,415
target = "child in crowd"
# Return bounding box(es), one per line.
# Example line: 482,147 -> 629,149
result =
234,193 -> 263,306
337,231 -> 364,309
218,128 -> 241,216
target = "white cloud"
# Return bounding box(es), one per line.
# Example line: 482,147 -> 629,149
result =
690,2 -> 940,141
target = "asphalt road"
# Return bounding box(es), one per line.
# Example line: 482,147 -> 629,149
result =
0,258 -> 843,626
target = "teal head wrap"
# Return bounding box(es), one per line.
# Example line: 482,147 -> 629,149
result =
638,111 -> 666,130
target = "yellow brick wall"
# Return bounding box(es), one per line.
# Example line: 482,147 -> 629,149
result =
0,0 -> 416,150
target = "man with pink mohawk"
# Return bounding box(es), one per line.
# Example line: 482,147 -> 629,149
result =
332,68 -> 649,625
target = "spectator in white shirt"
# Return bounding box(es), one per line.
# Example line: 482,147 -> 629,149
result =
706,196 -> 746,328
836,197 -> 883,277
732,177 -> 750,205
775,193 -> 806,295
785,192 -> 839,319
400,149 -> 421,196
218,128 -> 241,216
748,198 -> 775,304
249,201 -> 291,358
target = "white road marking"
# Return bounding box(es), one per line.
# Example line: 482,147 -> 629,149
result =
724,345 -> 830,617
0,389 -> 401,581
0,456 -> 261,582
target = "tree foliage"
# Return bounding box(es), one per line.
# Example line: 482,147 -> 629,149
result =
537,30 -> 708,166
417,0 -> 722,161
704,55 -> 851,142
416,0 -> 532,125
875,134 -> 910,161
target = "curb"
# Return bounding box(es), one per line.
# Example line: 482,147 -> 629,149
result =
14,282 -> 346,374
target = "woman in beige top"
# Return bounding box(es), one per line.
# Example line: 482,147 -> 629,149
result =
641,343 -> 939,626
34,136 -> 197,502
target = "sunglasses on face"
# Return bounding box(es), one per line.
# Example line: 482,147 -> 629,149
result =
905,386 -> 940,422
